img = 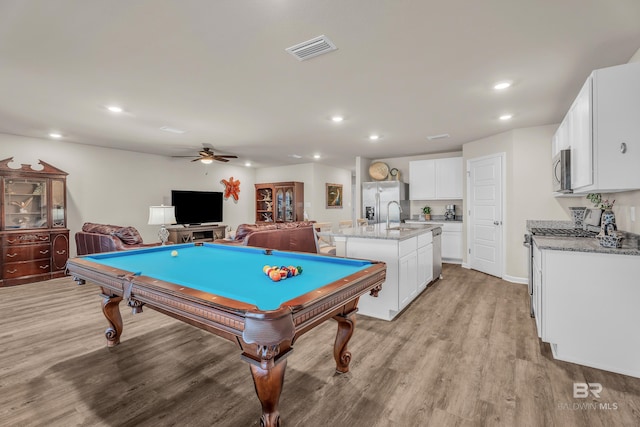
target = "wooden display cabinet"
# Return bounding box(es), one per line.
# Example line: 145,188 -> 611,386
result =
1,158 -> 69,286
254,182 -> 304,223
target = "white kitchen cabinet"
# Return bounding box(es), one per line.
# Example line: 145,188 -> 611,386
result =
551,115 -> 570,157
417,231 -> 434,291
532,241 -> 542,338
435,157 -> 463,199
406,220 -> 462,263
398,251 -> 418,309
569,78 -> 592,189
538,245 -> 640,378
340,229 -> 435,321
409,157 -> 463,200
561,61 -> 640,193
409,159 -> 436,199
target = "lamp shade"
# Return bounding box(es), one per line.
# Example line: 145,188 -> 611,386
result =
148,205 -> 177,225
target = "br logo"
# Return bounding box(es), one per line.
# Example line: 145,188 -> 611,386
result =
573,382 -> 602,398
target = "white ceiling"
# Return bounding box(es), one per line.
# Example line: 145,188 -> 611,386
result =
1,1 -> 639,170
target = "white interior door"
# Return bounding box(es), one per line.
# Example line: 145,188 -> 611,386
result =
467,154 -> 504,278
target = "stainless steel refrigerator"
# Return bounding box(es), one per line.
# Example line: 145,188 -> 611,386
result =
362,181 -> 409,224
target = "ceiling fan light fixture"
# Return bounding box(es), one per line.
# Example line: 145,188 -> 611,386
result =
200,158 -> 214,164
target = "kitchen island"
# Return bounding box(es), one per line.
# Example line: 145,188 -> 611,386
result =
319,223 -> 440,320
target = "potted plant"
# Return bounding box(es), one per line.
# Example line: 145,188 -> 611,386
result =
422,206 -> 431,220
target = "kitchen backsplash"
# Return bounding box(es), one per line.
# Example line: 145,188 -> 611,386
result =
556,189 -> 640,235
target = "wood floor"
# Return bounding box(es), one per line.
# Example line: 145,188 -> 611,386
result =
1,264 -> 639,426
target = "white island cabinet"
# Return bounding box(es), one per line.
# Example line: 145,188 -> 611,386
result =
323,223 -> 437,321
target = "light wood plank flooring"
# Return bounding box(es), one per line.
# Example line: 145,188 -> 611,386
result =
1,264 -> 639,426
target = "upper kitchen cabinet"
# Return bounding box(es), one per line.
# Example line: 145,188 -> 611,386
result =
560,61 -> 640,193
410,157 -> 463,200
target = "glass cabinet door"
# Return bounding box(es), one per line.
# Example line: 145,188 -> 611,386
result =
3,178 -> 48,229
284,188 -> 294,221
275,188 -> 284,222
51,179 -> 66,227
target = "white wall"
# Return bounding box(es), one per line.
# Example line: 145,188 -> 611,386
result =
256,163 -> 352,228
1,134 -> 256,256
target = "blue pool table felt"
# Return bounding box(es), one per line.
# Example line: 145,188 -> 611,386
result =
85,243 -> 372,311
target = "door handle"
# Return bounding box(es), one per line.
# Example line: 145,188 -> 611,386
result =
494,221 -> 502,226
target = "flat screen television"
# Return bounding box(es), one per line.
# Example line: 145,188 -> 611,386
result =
171,190 -> 223,225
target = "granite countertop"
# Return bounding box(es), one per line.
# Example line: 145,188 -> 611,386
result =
533,235 -> 640,256
318,222 -> 440,241
527,219 -> 640,256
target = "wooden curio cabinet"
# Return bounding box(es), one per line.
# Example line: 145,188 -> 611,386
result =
254,181 -> 304,223
0,158 -> 69,286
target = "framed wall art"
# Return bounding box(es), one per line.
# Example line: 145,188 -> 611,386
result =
326,183 -> 343,208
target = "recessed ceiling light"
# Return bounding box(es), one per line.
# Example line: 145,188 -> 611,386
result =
369,134 -> 380,141
499,114 -> 513,121
244,162 -> 252,167
331,116 -> 344,123
49,132 -> 62,139
313,154 -> 321,159
106,105 -> 123,113
427,133 -> 450,141
494,81 -> 512,90
288,154 -> 303,159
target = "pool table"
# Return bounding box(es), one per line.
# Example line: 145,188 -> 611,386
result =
66,243 -> 386,427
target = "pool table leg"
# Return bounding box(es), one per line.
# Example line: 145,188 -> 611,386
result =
249,359 -> 286,427
101,289 -> 123,347
333,304 -> 358,373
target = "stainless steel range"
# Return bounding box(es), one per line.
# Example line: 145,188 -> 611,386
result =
523,227 -> 597,318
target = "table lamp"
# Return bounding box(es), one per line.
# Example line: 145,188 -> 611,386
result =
148,205 -> 177,245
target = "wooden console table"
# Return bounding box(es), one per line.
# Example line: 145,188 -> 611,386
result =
167,224 -> 226,244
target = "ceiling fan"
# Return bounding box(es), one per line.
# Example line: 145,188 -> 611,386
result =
174,147 -> 238,164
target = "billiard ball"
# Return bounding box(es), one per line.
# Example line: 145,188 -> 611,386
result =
269,269 -> 281,282
171,250 -> 178,257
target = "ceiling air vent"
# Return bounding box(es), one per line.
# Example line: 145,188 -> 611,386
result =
286,35 -> 337,61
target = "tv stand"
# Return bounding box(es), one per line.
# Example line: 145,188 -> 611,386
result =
167,224 -> 226,244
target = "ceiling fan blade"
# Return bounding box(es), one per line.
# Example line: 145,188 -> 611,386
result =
216,155 -> 238,159
213,157 -> 230,162
191,158 -> 201,162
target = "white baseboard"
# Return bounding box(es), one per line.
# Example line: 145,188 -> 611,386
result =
459,262 -> 527,285
502,274 -> 527,285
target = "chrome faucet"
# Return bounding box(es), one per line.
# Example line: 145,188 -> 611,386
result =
386,200 -> 402,229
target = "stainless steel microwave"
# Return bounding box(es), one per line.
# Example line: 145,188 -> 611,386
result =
552,149 -> 572,193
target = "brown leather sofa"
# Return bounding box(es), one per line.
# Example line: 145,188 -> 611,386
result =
215,221 -> 319,254
75,222 -> 162,256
